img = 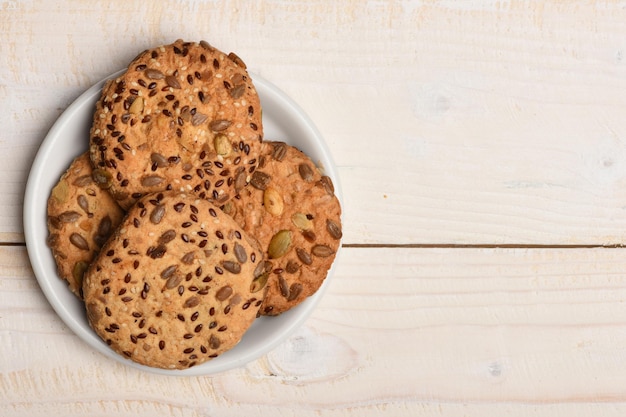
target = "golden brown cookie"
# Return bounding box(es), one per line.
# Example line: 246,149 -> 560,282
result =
223,142 -> 342,316
89,39 -> 263,210
82,191 -> 267,369
46,152 -> 125,298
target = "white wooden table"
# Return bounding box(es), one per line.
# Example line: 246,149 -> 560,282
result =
4,1 -> 626,415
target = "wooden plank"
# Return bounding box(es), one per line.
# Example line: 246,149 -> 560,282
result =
5,245 -> 626,416
5,2 -> 626,245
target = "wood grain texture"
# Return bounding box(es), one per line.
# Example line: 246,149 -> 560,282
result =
5,246 -> 626,416
5,1 -> 626,416
3,1 -> 626,244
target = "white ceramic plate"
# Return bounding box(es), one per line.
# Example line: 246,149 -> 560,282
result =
23,71 -> 342,376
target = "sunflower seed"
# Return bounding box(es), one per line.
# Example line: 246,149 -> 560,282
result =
160,265 -> 178,279
150,204 -> 165,224
296,248 -> 312,265
278,276 -> 289,298
222,261 -> 241,274
234,169 -> 247,191
298,163 -> 314,182
209,119 -> 232,132
216,285 -> 233,301
320,175 -> 335,196
141,175 -> 165,187
151,153 -> 168,168
73,175 -> 92,187
96,215 -> 113,241
69,233 -> 89,251
159,229 -> 176,244
184,296 -> 201,308
145,68 -> 165,79
166,274 -> 182,289
229,84 -> 245,99
286,260 -> 300,274
165,75 -> 181,89
311,244 -> 334,257
192,112 -> 208,126
58,211 -> 81,223
287,283 -> 303,301
77,195 -> 90,215
271,143 -> 287,161
250,171 -> 270,190
326,219 -> 342,239
233,242 -> 247,263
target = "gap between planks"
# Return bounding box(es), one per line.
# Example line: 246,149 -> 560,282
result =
342,243 -> 626,249
2,242 -> 625,249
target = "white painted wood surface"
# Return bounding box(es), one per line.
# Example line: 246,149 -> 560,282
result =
5,1 -> 626,415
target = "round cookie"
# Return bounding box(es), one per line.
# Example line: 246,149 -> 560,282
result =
89,39 -> 263,210
82,191 -> 267,370
222,141 -> 342,316
46,152 -> 125,298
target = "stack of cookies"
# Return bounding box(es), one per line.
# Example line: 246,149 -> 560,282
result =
45,40 -> 342,370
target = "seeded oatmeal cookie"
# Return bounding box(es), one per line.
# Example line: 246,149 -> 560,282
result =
89,39 -> 263,210
82,191 -> 267,369
46,152 -> 125,298
222,141 -> 342,316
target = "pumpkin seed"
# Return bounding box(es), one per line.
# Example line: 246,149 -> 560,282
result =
72,261 -> 89,286
51,179 -> 70,203
268,230 -> 292,259
92,169 -> 113,189
250,272 -> 269,293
